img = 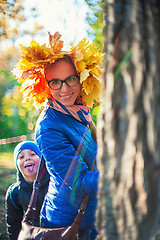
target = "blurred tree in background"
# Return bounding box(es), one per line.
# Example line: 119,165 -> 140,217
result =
97,0 -> 160,239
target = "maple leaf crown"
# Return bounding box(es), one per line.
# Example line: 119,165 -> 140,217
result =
12,32 -> 104,109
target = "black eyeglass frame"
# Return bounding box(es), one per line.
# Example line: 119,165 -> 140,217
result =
47,75 -> 80,90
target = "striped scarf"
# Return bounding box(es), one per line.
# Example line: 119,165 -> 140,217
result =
47,96 -> 92,124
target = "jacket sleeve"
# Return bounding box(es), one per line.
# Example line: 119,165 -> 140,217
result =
5,184 -> 23,240
77,169 -> 99,195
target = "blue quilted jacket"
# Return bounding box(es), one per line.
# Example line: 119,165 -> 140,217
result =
35,103 -> 99,230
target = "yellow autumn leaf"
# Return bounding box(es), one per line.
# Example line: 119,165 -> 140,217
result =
90,67 -> 99,77
19,59 -> 34,70
80,69 -> 90,83
82,76 -> 102,99
80,91 -> 95,108
92,84 -> 102,102
82,49 -> 92,60
76,60 -> 86,72
82,80 -> 91,95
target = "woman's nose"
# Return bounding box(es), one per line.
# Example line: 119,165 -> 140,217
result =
60,81 -> 70,91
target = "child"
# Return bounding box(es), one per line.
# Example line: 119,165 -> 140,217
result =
5,141 -> 49,240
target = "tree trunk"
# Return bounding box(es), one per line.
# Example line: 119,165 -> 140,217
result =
96,0 -> 160,239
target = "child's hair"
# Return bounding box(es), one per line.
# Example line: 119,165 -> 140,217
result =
14,141 -> 41,170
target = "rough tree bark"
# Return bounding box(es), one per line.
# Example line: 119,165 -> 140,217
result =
96,0 -> 160,239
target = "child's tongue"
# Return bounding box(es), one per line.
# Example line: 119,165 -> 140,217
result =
26,165 -> 34,172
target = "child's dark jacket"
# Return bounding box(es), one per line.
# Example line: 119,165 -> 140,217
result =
5,167 -> 49,240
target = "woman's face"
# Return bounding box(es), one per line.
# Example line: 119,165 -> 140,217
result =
45,59 -> 81,106
17,149 -> 40,182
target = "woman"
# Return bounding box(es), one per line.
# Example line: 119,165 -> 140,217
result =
5,141 -> 49,240
12,32 -> 104,240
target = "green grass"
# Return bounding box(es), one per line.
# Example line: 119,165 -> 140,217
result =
0,149 -> 16,240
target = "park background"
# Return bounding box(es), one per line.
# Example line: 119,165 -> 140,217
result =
0,0 -> 104,239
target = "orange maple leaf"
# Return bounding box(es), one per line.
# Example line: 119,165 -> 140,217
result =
48,31 -> 63,53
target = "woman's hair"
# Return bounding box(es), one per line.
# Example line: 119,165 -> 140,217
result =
44,54 -> 78,77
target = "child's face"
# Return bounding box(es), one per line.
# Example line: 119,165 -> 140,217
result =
17,149 -> 40,182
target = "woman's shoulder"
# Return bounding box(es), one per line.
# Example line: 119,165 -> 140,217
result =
35,105 -> 87,140
36,106 -> 75,132
37,106 -> 63,125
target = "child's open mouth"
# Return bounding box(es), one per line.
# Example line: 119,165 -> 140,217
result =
25,163 -> 35,172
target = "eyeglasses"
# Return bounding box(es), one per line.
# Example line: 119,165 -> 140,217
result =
47,75 -> 80,90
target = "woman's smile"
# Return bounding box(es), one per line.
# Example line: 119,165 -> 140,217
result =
59,92 -> 74,99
